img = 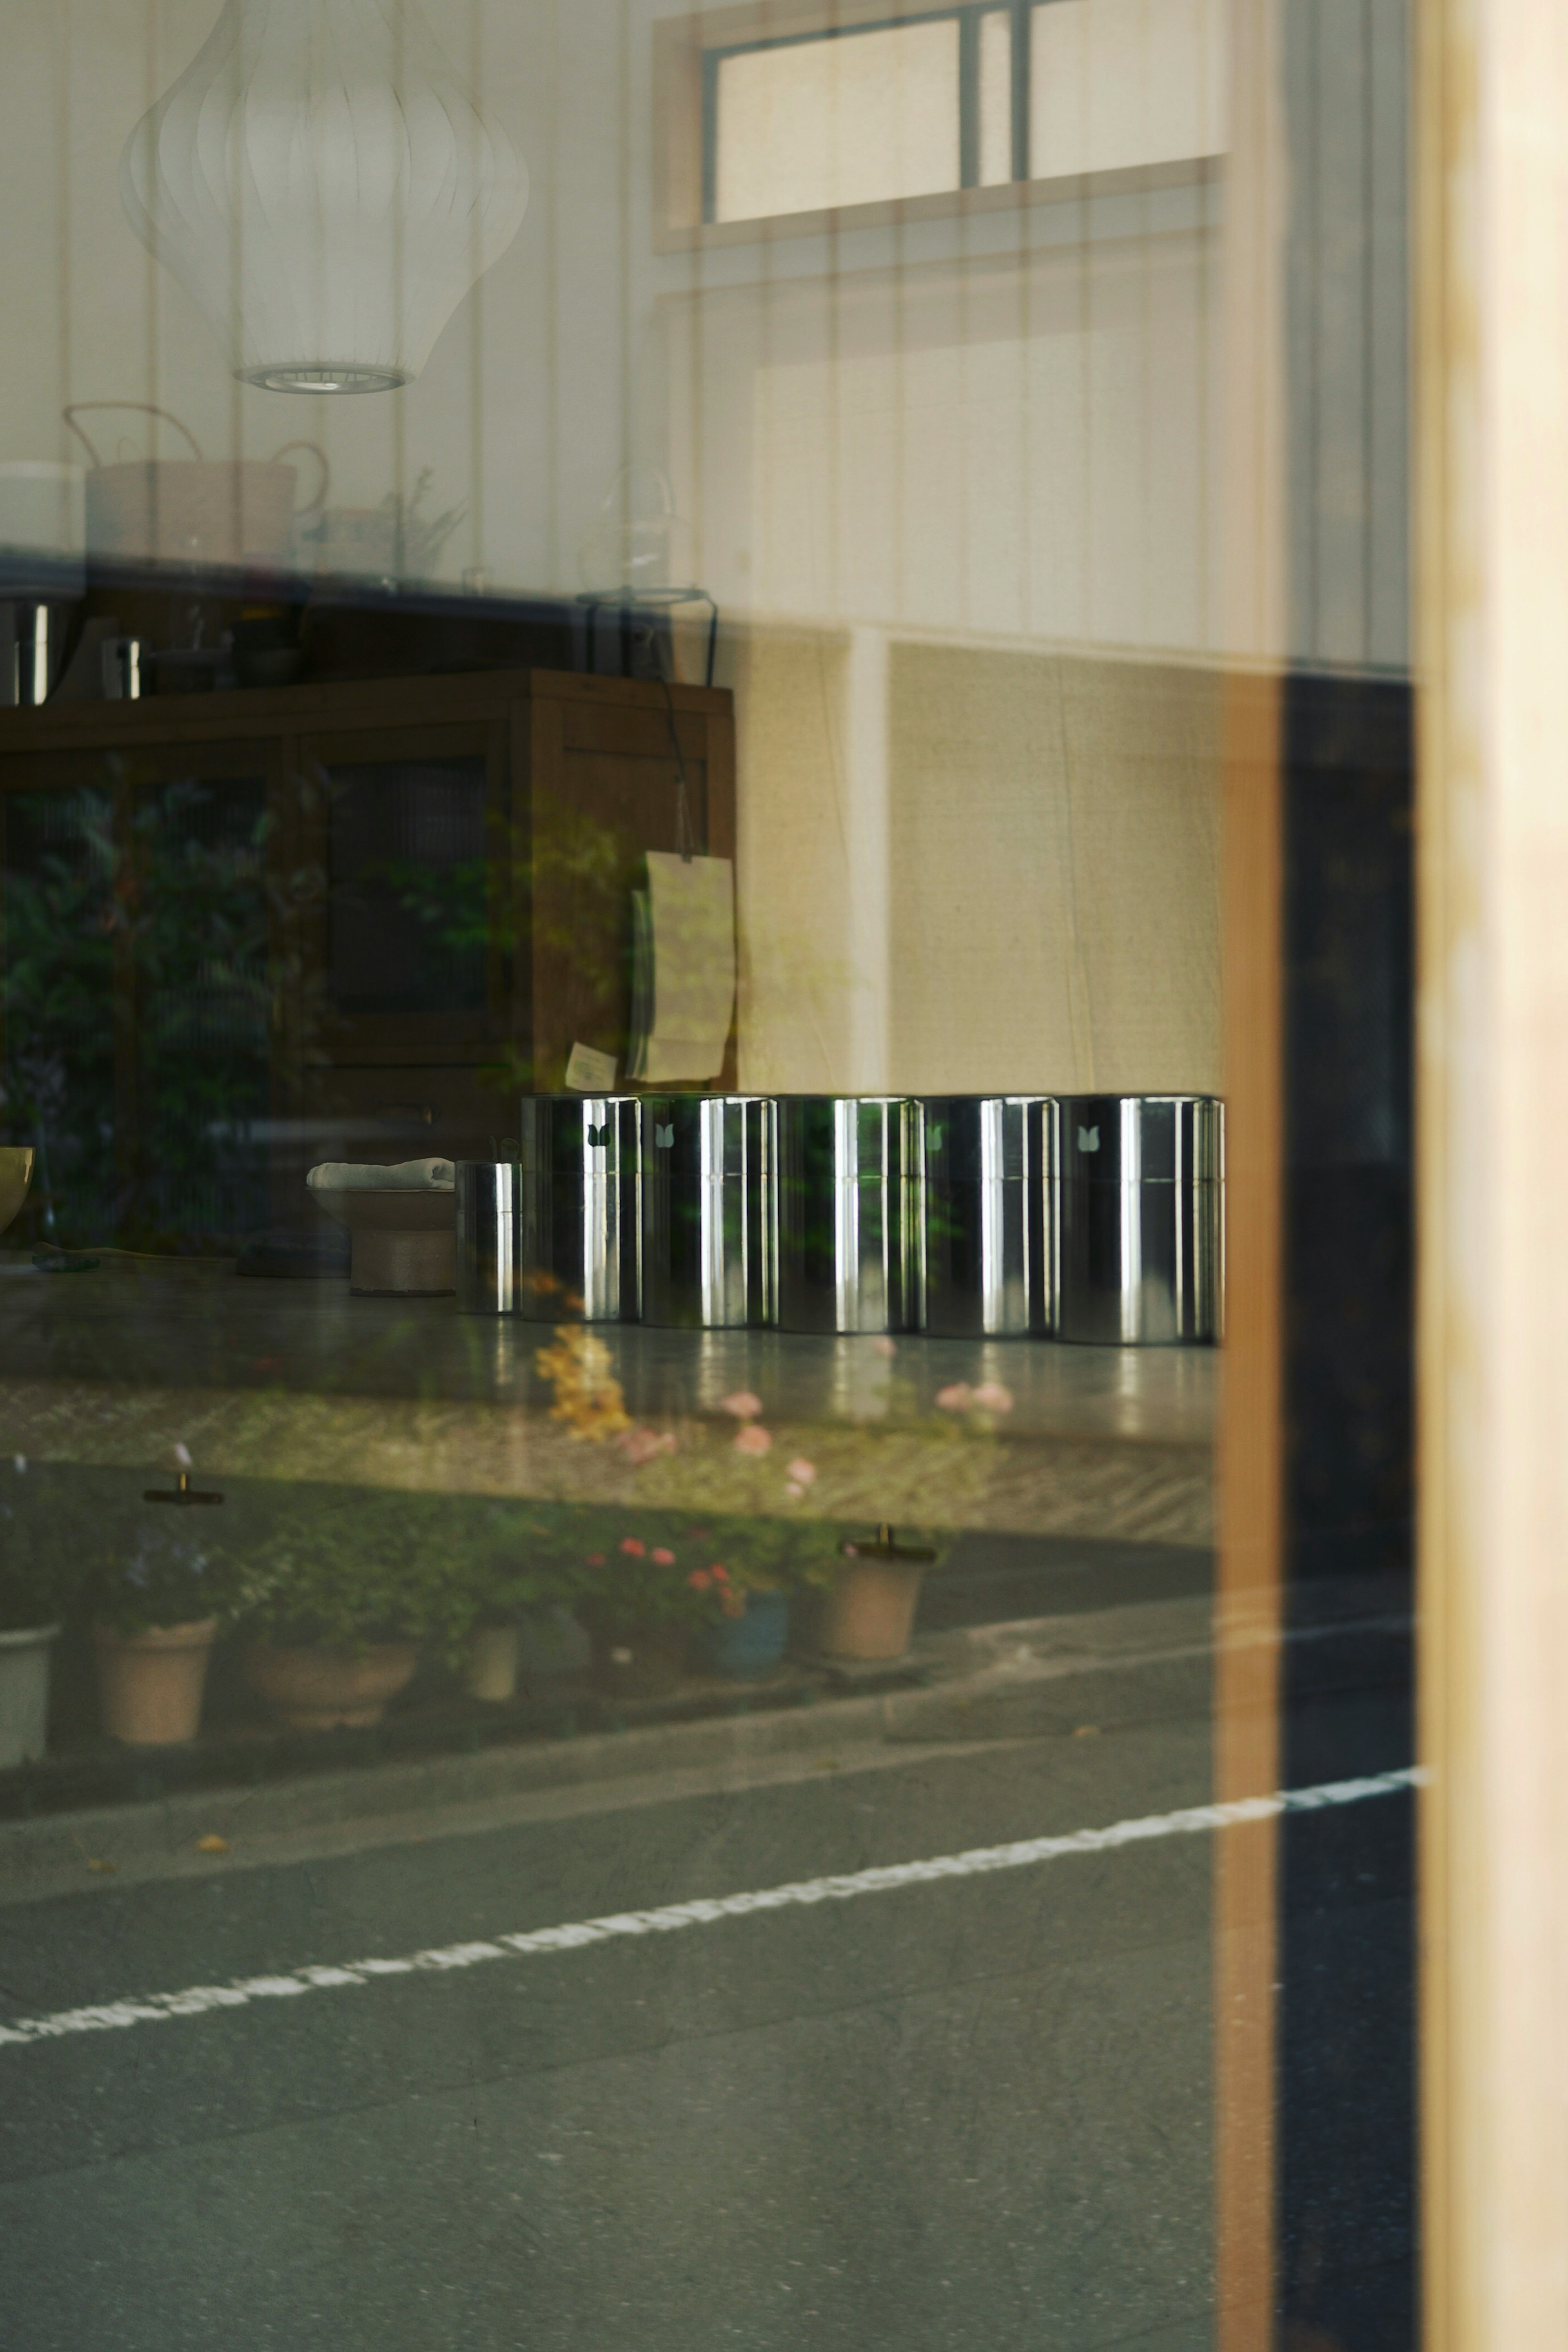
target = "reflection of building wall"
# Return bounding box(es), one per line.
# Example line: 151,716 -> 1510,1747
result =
735,623 -> 1219,1096
669,228 -> 1223,653
0,3 -> 1224,642
0,0 -> 1404,666
0,0 -> 1388,1119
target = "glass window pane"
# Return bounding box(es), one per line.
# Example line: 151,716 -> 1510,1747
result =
715,20 -> 963,224
1030,0 -> 1228,180
0,0 -> 1424,2340
978,9 -> 1015,186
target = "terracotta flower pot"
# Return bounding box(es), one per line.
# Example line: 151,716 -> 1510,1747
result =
588,1622 -> 689,1699
819,1559 -> 925,1661
463,1623 -> 520,1704
243,1640 -> 419,1731
94,1619 -> 219,1746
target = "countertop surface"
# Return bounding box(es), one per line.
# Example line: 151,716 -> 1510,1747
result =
0,1254 -> 1215,1542
0,1251 -> 1216,1444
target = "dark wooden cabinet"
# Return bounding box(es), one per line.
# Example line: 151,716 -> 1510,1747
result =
0,669 -> 735,1247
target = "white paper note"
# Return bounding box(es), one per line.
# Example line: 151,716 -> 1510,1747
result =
564,1041 -> 619,1092
632,853 -> 736,1084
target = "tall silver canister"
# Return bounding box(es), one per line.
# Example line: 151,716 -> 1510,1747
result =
481,1094 -> 643,1321
777,1097 -> 920,1335
1055,1095 -> 1223,1344
920,1097 -> 1058,1338
640,1095 -> 777,1329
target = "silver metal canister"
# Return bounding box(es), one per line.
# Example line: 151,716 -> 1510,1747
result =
455,1161 -> 523,1315
919,1097 -> 1058,1338
640,1095 -> 777,1329
777,1097 -> 920,1335
1054,1095 -> 1223,1344
473,1095 -> 643,1322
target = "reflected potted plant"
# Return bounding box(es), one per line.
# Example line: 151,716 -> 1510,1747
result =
450,1500 -> 564,1704
821,1524 -> 940,1662
93,1475 -> 229,1746
687,1516 -> 841,1682
573,1529 -> 712,1699
238,1486 -> 472,1731
0,1458 -> 67,1770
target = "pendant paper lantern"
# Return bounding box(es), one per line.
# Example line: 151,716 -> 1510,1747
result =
120,0 -> 528,394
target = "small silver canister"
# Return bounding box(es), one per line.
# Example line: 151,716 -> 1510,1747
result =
920,1097 -> 1058,1338
777,1097 -> 920,1335
487,1094 -> 643,1322
1055,1095 -> 1223,1344
640,1095 -> 777,1329
456,1161 -> 523,1314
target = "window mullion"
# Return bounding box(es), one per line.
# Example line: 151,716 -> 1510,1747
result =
701,46 -> 720,225
958,9 -> 982,189
1010,0 -> 1031,184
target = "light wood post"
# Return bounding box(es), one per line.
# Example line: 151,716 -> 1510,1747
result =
1419,0 -> 1568,2345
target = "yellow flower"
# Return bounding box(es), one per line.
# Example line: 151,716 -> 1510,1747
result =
534,1326 -> 630,1442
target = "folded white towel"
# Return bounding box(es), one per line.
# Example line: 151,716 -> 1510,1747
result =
306,1159 -> 454,1193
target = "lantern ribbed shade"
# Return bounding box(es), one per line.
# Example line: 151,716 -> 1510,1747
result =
120,0 -> 528,393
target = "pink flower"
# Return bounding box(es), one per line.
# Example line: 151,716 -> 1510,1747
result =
619,1537 -> 646,1557
688,1568 -> 712,1590
786,1457 -> 817,1486
586,1553 -> 606,1567
617,1425 -> 675,1466
971,1382 -> 1015,1414
720,1391 -> 763,1421
871,1337 -> 898,1360
935,1382 -> 974,1412
710,1564 -> 730,1583
734,1423 -> 773,1456
652,1547 -> 675,1565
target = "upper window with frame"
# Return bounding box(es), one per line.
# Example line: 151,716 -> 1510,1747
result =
696,0 -> 1227,232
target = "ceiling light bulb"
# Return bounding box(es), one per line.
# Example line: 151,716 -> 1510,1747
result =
120,0 -> 528,394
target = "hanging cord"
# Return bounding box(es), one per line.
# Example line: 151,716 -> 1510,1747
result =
636,618 -> 699,863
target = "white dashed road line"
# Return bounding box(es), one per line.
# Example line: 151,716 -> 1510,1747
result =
0,1766 -> 1419,2053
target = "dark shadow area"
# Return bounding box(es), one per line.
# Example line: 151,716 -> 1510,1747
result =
1278,671 -> 1416,2351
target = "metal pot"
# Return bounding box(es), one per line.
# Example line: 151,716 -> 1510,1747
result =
919,1097 -> 1058,1338
639,1094 -> 777,1329
777,1097 -> 921,1335
1054,1095 -> 1224,1344
463,1097 -> 643,1322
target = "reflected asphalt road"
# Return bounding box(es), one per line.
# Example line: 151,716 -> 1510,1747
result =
0,1685 -> 1407,2352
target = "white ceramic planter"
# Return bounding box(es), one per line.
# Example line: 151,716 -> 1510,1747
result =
462,1623 -> 520,1703
0,1622 -> 60,1768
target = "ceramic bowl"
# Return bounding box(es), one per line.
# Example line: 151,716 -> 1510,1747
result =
310,1185 -> 455,1296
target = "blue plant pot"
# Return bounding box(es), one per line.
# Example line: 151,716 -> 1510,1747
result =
693,1591 -> 790,1681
